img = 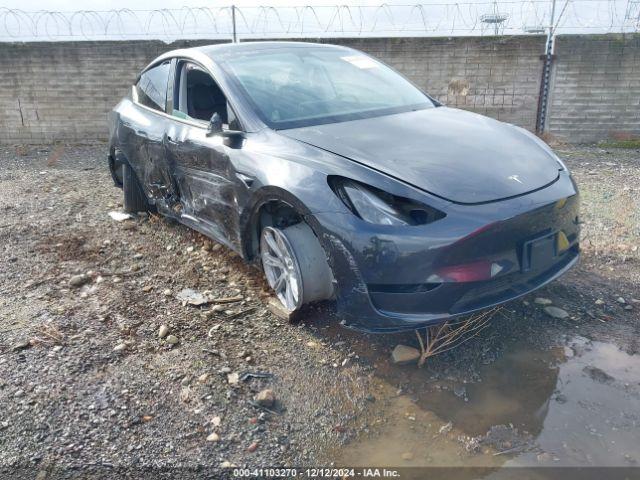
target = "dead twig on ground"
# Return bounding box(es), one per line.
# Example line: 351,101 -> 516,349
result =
225,307 -> 256,319
415,307 -> 499,367
31,323 -> 64,346
210,295 -> 244,304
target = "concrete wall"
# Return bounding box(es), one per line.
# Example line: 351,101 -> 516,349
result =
547,34 -> 640,143
0,34 -> 638,144
0,36 -> 545,144
0,40 -> 219,144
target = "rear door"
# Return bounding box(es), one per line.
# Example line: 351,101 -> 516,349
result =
164,60 -> 245,250
127,59 -> 175,200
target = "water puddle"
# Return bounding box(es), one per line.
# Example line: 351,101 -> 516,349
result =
332,336 -> 640,469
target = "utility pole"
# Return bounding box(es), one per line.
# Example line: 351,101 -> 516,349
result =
536,0 -> 557,134
231,4 -> 237,43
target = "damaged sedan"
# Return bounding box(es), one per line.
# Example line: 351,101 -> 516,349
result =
107,42 -> 579,332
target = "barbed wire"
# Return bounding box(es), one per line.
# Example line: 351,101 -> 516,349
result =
0,1 -> 637,41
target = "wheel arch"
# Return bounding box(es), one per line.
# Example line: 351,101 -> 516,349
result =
240,186 -> 323,262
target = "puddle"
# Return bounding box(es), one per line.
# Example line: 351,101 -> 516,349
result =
332,336 -> 640,469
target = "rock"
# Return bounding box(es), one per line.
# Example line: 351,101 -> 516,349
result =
401,452 -> 414,461
165,335 -> 179,345
534,297 -> 553,305
163,289 -> 171,296
220,461 -> 235,468
555,393 -> 567,404
439,422 -> 453,434
624,305 -> 633,311
391,345 -> 421,365
206,432 -> 220,442
12,339 -> 32,352
211,416 -> 222,427
595,299 -> 605,305
267,297 -> 296,322
227,372 -> 240,385
14,389 -> 25,398
113,343 -> 127,352
254,389 -> 276,408
247,441 -> 259,452
108,211 -> 133,222
158,325 -> 169,339
142,285 -> 153,292
198,373 -> 210,384
544,306 -> 569,319
616,297 -> 626,304
69,274 -> 90,288
537,452 -> 552,463
584,365 -> 614,383
176,288 -> 210,306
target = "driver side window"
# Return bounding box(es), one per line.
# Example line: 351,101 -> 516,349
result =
172,61 -> 240,130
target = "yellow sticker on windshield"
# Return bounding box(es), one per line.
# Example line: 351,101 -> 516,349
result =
341,55 -> 379,69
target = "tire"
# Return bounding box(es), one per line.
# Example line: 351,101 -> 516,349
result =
122,162 -> 150,213
260,223 -> 334,312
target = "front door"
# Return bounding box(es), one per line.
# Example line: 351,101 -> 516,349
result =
164,60 -> 244,250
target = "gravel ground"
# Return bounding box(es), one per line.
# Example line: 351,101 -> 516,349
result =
0,143 -> 639,478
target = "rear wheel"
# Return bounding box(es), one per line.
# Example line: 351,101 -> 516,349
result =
122,163 -> 150,213
260,223 -> 334,312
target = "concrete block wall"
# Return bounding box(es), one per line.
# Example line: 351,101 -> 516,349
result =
0,40 -> 219,144
0,34 -> 638,144
547,34 -> 640,143
0,36 -> 546,144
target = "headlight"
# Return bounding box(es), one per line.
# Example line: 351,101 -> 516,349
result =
329,177 -> 445,226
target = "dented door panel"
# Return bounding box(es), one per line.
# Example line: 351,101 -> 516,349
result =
165,121 -> 244,250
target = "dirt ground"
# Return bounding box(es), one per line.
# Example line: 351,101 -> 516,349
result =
1,143 -> 639,478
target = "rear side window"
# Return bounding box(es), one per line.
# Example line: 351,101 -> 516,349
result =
136,61 -> 170,112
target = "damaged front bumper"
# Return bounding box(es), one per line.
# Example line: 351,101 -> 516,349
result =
310,179 -> 580,333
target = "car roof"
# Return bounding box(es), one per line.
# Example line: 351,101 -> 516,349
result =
147,41 -> 353,72
155,41 -> 352,64
198,41 -> 348,56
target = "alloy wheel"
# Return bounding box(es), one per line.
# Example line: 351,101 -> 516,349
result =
260,226 -> 303,311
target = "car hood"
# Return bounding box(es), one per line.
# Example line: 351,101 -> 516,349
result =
281,107 -> 560,204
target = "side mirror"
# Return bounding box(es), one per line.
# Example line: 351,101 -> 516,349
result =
207,112 -> 223,136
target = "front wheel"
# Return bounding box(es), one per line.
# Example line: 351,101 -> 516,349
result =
260,223 -> 334,312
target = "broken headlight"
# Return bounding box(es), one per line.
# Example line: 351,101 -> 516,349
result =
329,177 -> 445,226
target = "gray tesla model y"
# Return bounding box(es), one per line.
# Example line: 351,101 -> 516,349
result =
107,41 -> 579,332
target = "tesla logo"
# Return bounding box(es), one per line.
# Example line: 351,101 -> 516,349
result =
508,174 -> 523,184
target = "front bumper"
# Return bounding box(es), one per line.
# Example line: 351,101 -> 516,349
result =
309,176 -> 580,333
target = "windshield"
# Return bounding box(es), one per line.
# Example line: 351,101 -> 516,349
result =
220,47 -> 435,129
